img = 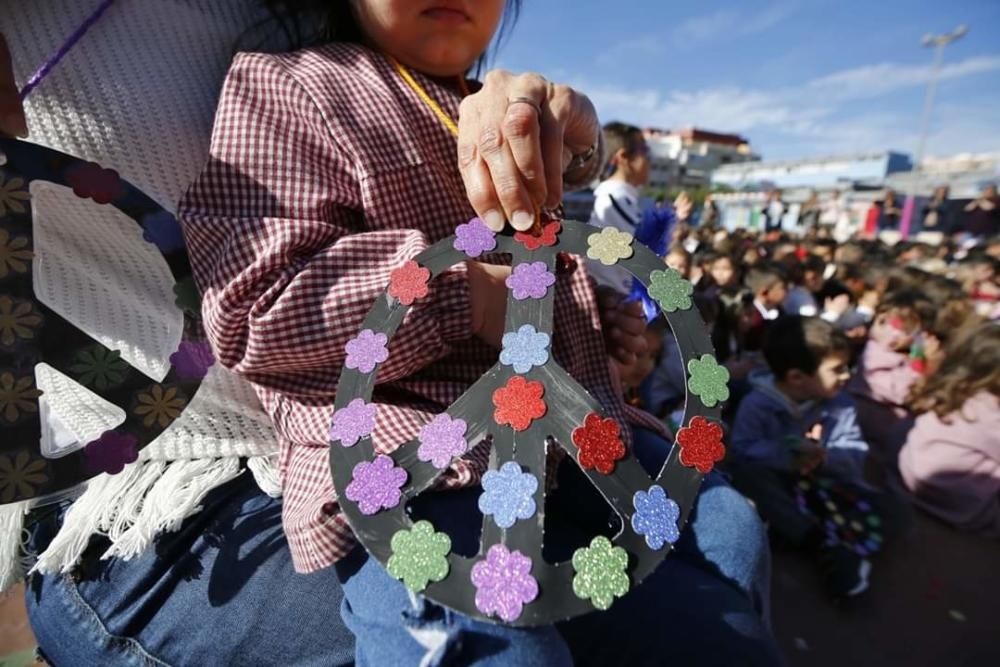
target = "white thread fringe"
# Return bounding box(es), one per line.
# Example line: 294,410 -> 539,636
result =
0,501 -> 29,593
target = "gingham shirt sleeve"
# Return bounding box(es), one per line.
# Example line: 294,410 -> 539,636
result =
179,53 -> 472,396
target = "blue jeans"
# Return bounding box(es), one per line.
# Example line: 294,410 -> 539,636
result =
25,473 -> 354,667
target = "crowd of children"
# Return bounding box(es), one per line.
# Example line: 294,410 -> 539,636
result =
592,122 -> 1000,600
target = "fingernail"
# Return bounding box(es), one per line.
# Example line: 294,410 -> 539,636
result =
483,210 -> 504,231
511,210 -> 534,231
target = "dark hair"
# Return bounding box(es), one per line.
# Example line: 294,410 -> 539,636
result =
764,316 -> 851,379
876,289 -> 935,328
746,263 -> 785,296
602,121 -> 645,173
909,321 -> 1000,420
817,279 -> 852,304
257,1 -> 522,73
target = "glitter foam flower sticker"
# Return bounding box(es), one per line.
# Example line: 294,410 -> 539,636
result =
499,324 -> 550,373
0,371 -> 42,423
687,355 -> 730,408
492,376 -> 546,431
0,173 -> 30,218
416,413 -> 468,468
345,454 -> 407,515
478,461 -> 538,528
648,268 -> 693,313
70,344 -> 129,390
631,485 -> 680,550
84,430 -> 139,475
134,384 -> 187,429
571,412 -> 626,475
571,536 -> 630,610
472,544 -> 539,622
453,217 -> 497,258
344,329 -> 389,374
676,416 -> 726,473
387,520 -> 452,592
329,398 -> 377,447
0,451 -> 48,503
0,228 -> 32,278
586,227 -> 634,266
388,260 -> 431,306
505,262 -> 556,300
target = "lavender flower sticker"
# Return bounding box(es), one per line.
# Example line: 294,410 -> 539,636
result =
345,455 -> 407,515
330,398 -> 377,447
453,217 -> 497,258
84,430 -> 138,475
471,544 -> 539,622
417,413 -> 468,468
345,329 -> 389,373
499,324 -> 550,373
505,262 -> 556,300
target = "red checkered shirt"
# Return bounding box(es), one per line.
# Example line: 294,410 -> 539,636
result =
179,43 -> 669,573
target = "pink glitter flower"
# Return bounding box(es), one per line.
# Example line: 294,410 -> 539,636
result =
345,329 -> 389,373
471,544 -> 539,622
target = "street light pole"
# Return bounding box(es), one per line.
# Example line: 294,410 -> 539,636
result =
901,24 -> 967,238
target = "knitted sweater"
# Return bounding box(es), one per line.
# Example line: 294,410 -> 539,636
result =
0,0 -> 299,589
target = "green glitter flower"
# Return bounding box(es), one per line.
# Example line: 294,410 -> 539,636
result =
386,520 -> 452,592
70,345 -> 129,390
687,354 -> 730,408
586,227 -> 634,266
648,268 -> 693,313
571,535 -> 630,610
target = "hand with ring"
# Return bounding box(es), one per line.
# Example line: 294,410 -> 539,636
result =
457,70 -> 600,232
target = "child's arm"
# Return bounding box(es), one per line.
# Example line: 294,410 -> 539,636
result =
818,395 -> 869,482
180,54 -> 477,393
731,396 -> 794,470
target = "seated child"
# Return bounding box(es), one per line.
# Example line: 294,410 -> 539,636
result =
728,316 -> 875,598
740,263 -> 787,353
848,290 -> 934,465
898,321 -> 1000,537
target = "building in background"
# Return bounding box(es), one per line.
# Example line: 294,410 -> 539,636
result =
645,127 -> 757,190
711,151 -> 913,192
886,152 -> 1000,199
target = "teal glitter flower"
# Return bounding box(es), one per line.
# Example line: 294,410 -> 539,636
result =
386,520 -> 452,592
687,354 -> 730,408
648,268 -> 693,313
571,535 -> 630,610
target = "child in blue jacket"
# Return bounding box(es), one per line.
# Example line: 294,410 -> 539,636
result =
728,316 -> 877,599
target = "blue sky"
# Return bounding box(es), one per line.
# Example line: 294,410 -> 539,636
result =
491,0 -> 1000,162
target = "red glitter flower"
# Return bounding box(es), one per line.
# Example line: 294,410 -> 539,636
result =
492,376 -> 546,431
514,221 -> 561,250
388,260 -> 431,306
66,161 -> 123,204
676,416 -> 725,473
572,412 -> 626,475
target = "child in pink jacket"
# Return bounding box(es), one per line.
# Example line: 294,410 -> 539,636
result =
899,322 -> 1000,537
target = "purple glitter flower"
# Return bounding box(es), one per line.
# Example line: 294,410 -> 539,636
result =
84,430 -> 138,475
330,398 -> 377,447
169,340 -> 215,380
345,455 -> 407,515
417,413 -> 468,468
453,217 -> 497,258
345,329 -> 389,373
505,262 -> 556,300
471,544 -> 539,622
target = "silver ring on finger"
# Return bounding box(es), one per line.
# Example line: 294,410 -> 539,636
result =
506,96 -> 542,115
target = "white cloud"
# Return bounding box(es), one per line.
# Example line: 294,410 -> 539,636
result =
671,2 -> 796,44
578,54 -> 1000,159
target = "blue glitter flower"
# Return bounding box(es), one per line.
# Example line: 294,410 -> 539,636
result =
499,324 -> 551,373
478,461 -> 538,529
630,485 -> 680,550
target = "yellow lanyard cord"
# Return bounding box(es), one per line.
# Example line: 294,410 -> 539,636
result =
389,56 -> 468,138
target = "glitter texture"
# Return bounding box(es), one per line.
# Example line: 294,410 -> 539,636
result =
499,324 -> 551,373
388,260 -> 431,306
345,454 -> 407,515
571,412 -> 626,475
387,520 -> 452,592
687,354 -> 730,408
505,261 -> 556,300
345,329 -> 389,374
471,544 -> 539,622
478,461 -> 538,528
675,416 -> 726,473
631,485 -> 681,550
453,217 -> 497,258
492,376 -> 546,431
571,536 -> 630,610
329,398 -> 377,447
416,413 -> 468,468
585,227 -> 634,266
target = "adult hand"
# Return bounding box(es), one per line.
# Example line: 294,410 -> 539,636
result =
457,70 -> 600,232
0,34 -> 28,138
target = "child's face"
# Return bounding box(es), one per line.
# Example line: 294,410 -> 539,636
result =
710,258 -> 735,288
666,252 -> 690,277
803,269 -> 824,292
801,351 -> 851,400
621,139 -> 650,186
870,310 -> 919,352
352,0 -> 505,76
